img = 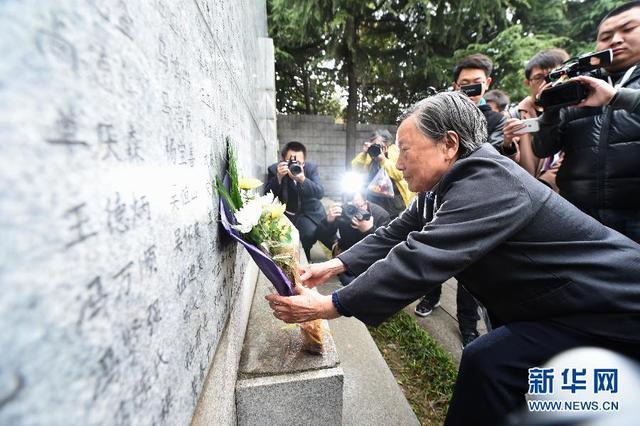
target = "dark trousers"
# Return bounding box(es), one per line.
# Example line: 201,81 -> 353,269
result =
445,320 -> 640,426
423,282 -> 479,332
290,214 -> 318,260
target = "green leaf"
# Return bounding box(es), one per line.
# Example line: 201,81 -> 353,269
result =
214,177 -> 238,212
225,137 -> 243,210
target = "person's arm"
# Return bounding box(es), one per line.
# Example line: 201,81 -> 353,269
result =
336,160 -> 535,325
298,163 -> 324,200
315,218 -> 338,245
487,115 -> 506,149
264,165 -> 282,197
609,87 -> 640,113
371,204 -> 391,229
532,107 -> 565,158
516,134 -> 540,177
351,152 -> 371,172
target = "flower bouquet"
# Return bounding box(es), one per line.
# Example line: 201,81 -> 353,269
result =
215,142 -> 325,354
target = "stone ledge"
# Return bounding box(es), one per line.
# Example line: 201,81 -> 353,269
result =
235,255 -> 343,425
236,367 -> 343,426
237,275 -> 339,377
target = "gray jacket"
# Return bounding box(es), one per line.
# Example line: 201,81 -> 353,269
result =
337,144 -> 640,343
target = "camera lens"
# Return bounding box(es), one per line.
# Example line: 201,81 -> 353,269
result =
289,163 -> 302,175
368,143 -> 382,158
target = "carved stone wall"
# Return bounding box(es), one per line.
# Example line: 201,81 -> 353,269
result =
0,1 -> 275,425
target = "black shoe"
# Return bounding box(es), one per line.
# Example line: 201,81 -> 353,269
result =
414,296 -> 441,317
460,329 -> 480,349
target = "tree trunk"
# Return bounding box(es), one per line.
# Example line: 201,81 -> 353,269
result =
344,17 -> 359,168
302,66 -> 312,114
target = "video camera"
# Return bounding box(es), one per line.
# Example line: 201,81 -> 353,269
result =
338,203 -> 371,224
537,49 -> 612,109
288,155 -> 303,175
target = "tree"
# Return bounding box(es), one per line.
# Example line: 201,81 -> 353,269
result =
269,0 -> 630,164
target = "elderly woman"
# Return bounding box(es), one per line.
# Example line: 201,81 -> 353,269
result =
266,91 -> 640,426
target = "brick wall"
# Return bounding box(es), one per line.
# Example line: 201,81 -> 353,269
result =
276,114 -> 397,201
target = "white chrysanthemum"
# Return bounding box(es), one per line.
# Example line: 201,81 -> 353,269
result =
232,193 -> 274,233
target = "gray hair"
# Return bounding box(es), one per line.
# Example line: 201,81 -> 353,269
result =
398,91 -> 486,159
370,128 -> 393,145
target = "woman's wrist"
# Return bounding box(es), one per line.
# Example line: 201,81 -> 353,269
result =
326,258 -> 346,275
322,294 -> 341,319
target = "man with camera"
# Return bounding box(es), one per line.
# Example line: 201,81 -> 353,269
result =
315,191 -> 390,285
534,1 -> 640,243
265,141 -> 326,259
351,129 -> 413,218
501,48 -> 570,189
453,54 -> 507,150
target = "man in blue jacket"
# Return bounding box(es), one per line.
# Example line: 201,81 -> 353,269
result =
265,92 -> 640,425
265,141 -> 326,259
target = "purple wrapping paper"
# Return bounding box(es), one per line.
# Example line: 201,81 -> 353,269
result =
218,176 -> 295,296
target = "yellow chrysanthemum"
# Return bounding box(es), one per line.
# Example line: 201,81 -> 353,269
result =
269,203 -> 286,219
239,177 -> 263,190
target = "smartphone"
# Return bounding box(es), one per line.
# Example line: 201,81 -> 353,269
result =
514,118 -> 540,134
459,83 -> 482,97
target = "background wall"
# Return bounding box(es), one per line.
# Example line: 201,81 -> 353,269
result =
0,1 -> 275,425
276,115 -> 397,201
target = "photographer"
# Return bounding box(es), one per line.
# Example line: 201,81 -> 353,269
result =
265,141 -> 326,259
351,129 -> 413,218
315,191 -> 390,285
502,48 -> 569,186
452,54 -> 506,149
533,1 -> 640,243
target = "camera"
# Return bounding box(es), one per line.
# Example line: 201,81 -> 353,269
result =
339,203 -> 371,223
288,155 -> 303,175
367,143 -> 383,158
459,83 -> 483,97
537,49 -> 612,109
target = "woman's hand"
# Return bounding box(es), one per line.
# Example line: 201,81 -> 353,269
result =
297,258 -> 346,289
265,285 -> 340,323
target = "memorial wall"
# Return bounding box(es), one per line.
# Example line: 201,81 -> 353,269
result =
0,0 -> 276,424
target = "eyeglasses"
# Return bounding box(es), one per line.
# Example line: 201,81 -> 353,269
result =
528,74 -> 548,83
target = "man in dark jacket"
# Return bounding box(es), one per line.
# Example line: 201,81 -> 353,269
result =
266,92 -> 640,425
265,141 -> 325,259
315,191 -> 390,285
534,2 -> 640,243
453,53 -> 506,149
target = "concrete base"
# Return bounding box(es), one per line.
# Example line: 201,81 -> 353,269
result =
235,267 -> 343,425
236,368 -> 343,426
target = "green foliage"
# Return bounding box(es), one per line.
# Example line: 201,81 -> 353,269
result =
270,0 -> 632,123
226,137 -> 242,210
368,310 -> 458,423
452,25 -> 569,101
214,137 -> 242,212
214,177 -> 238,212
